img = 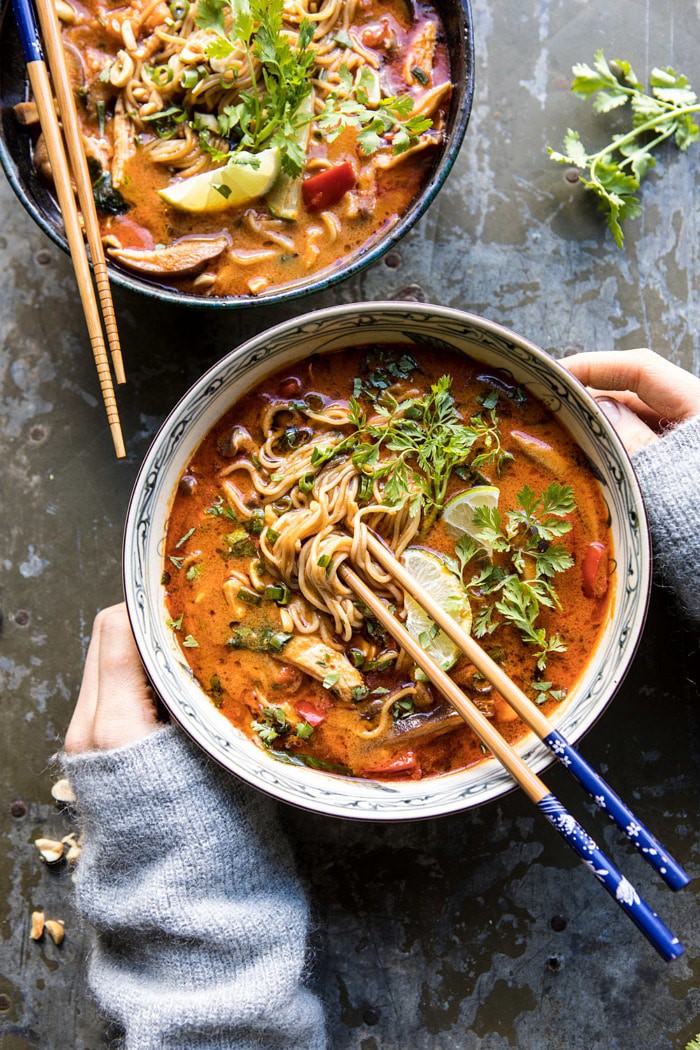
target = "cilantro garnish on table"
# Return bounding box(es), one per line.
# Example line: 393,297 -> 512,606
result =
549,50 -> 700,245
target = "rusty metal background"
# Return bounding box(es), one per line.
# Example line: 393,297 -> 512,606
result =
1,0 -> 699,1047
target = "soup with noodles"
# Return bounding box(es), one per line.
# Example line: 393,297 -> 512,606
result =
164,346 -> 613,780
18,0 -> 452,298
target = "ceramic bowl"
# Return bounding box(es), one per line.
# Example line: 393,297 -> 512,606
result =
0,0 -> 474,309
123,302 -> 651,820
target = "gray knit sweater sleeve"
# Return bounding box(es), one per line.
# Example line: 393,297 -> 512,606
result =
632,414 -> 700,621
62,725 -> 326,1050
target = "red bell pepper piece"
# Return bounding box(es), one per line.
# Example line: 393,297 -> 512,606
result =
302,163 -> 356,212
581,541 -> 608,599
295,700 -> 326,728
364,750 -> 420,777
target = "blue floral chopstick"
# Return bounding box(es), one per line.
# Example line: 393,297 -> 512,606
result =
538,795 -> 683,961
543,729 -> 688,890
10,0 -> 43,63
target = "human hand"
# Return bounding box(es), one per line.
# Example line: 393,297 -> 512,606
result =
65,604 -> 161,754
562,348 -> 700,454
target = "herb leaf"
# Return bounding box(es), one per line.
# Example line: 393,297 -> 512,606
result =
549,50 -> 700,246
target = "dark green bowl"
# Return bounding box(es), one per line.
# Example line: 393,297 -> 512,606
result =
0,0 -> 474,309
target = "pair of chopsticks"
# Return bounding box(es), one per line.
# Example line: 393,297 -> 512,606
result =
339,532 -> 688,961
11,0 -> 126,458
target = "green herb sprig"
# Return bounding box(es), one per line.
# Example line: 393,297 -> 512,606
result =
446,483 -> 576,670
315,65 -> 432,157
549,50 -> 699,246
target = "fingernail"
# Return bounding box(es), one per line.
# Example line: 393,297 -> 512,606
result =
595,397 -> 621,422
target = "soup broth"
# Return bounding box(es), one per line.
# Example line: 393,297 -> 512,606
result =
164,346 -> 613,780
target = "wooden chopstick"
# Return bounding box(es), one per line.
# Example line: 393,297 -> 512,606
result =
338,560 -> 683,961
34,0 -> 126,385
365,531 -> 689,893
10,0 -> 126,458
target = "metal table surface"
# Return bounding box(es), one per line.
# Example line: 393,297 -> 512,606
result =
1,0 -> 699,1047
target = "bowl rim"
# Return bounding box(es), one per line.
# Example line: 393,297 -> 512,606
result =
0,0 -> 475,309
123,300 -> 652,819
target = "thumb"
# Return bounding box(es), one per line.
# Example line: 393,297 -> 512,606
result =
596,397 -> 659,455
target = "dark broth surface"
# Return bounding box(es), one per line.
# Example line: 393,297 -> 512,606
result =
164,346 -> 613,780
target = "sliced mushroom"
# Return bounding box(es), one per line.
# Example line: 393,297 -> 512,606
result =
108,235 -> 229,277
62,41 -> 86,94
55,0 -> 77,23
373,134 -> 440,170
13,100 -> 40,125
33,133 -> 53,181
368,703 -> 463,748
217,425 -> 255,458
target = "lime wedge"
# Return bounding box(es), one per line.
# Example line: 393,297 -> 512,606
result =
442,486 -> 500,546
159,148 -> 281,213
401,547 -> 471,673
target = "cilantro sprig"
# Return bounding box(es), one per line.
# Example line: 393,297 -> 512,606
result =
549,50 -> 700,246
191,0 -> 433,176
446,483 -> 576,670
195,0 -> 315,176
316,66 -> 433,157
344,376 -> 510,529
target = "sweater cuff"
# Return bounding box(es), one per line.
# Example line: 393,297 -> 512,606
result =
61,724 -> 272,841
632,414 -> 700,620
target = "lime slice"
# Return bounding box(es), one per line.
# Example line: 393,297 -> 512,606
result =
159,148 -> 281,213
401,547 -> 471,673
442,486 -> 500,545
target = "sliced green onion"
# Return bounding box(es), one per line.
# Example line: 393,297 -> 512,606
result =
267,629 -> 293,654
141,106 -> 185,123
264,583 -> 291,605
348,647 -> 365,669
175,527 -> 196,549
357,473 -> 373,501
299,472 -> 315,494
147,65 -> 174,86
238,587 -> 262,607
266,528 -> 280,545
246,509 -> 265,536
317,554 -> 331,569
169,0 -> 189,18
180,68 -> 201,89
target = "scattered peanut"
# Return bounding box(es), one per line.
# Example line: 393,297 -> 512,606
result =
62,833 -> 83,865
30,911 -> 45,940
50,778 -> 77,804
45,920 -> 65,946
34,838 -> 65,865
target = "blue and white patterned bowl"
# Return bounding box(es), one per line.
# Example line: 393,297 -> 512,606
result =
123,303 -> 651,820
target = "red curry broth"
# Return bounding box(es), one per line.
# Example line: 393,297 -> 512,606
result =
164,346 -> 613,780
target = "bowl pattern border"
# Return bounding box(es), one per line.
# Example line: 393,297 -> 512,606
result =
124,303 -> 650,820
